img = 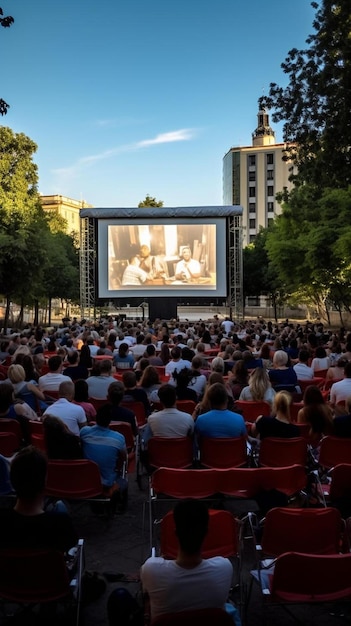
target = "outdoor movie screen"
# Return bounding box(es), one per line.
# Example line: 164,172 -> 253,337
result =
97,217 -> 227,299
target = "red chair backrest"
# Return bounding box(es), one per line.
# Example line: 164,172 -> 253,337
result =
262,507 -> 342,556
147,437 -> 194,469
151,468 -> 218,499
271,552 -> 351,603
88,397 -> 108,411
28,419 -> 44,436
0,432 -> 18,457
0,549 -> 70,603
298,378 -> 324,393
46,459 -> 103,499
160,509 -> 239,559
109,421 -> 134,448
235,400 -> 271,423
319,436 -> 351,470
329,463 -> 351,500
175,400 -> 196,414
290,402 -> 304,423
31,433 -> 47,452
121,401 -> 147,427
0,418 -> 22,448
259,464 -> 307,497
259,437 -> 307,467
199,436 -> 248,468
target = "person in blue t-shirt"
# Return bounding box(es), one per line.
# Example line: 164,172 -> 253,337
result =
195,382 -> 246,439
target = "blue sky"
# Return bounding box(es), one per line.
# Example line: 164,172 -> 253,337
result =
3,0 -> 316,207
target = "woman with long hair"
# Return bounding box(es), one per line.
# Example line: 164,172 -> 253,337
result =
251,391 -> 300,439
239,367 -> 275,406
297,385 -> 334,442
226,360 -> 249,400
139,365 -> 161,403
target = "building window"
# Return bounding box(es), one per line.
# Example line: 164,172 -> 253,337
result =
267,153 -> 274,164
268,218 -> 274,228
267,170 -> 274,180
249,219 -> 256,229
249,171 -> 256,182
249,187 -> 256,198
249,203 -> 256,213
267,186 -> 274,196
267,201 -> 274,211
249,234 -> 256,243
248,155 -> 256,166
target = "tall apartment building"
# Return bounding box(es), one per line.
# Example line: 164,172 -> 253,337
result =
223,103 -> 295,246
40,195 -> 93,235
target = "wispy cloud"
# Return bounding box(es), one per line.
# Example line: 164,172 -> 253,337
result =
137,129 -> 195,147
51,128 -> 197,178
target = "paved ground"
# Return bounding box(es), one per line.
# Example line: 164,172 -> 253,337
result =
71,469 -> 351,626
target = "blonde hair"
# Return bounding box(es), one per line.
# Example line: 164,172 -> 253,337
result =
7,364 -> 26,384
249,367 -> 270,401
273,391 -> 292,421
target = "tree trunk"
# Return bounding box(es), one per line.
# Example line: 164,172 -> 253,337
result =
48,298 -> 52,326
34,299 -> 39,326
16,298 -> 24,326
3,296 -> 11,333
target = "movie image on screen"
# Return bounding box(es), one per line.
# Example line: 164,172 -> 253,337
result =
97,218 -> 227,299
108,223 -> 215,289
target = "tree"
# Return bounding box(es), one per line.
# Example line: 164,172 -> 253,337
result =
243,227 -> 285,322
263,0 -> 351,192
138,194 -> 164,208
0,5 -> 14,115
0,127 -> 47,330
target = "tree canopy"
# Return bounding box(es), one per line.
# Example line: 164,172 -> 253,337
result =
263,0 -> 351,192
0,126 -> 79,328
138,194 -> 164,208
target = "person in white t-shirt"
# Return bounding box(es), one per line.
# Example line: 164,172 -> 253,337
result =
107,500 -> 234,625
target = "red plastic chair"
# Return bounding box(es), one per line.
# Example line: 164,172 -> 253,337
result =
297,378 -> 324,393
110,421 -> 136,472
0,543 -> 84,624
88,397 -> 108,411
323,377 -> 342,391
258,437 -> 307,468
0,418 -> 22,448
175,400 -> 196,414
260,507 -> 343,556
269,551 -> 351,606
235,400 -> 271,423
45,459 -> 106,500
259,464 -> 307,498
150,468 -> 218,501
318,436 -> 351,471
151,608 -> 233,626
160,509 -> 240,560
313,369 -> 328,379
121,401 -> 147,427
199,437 -> 248,469
289,401 -> 304,423
0,432 -> 18,457
147,437 -> 194,470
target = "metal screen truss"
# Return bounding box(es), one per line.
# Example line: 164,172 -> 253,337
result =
227,213 -> 243,319
80,216 -> 96,319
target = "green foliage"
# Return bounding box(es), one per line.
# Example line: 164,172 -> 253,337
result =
263,0 -> 351,191
138,194 -> 164,208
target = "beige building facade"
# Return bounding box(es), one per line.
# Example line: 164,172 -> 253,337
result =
40,195 -> 93,235
223,104 -> 295,246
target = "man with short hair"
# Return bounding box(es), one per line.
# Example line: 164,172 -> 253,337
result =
195,382 -> 246,438
330,362 -> 351,412
175,246 -> 201,281
38,355 -> 71,392
86,359 -> 116,399
293,349 -> 314,380
0,446 -> 77,552
80,405 -> 127,494
122,257 -> 149,286
43,380 -> 87,435
140,500 -> 233,621
165,346 -> 191,382
144,384 -> 194,442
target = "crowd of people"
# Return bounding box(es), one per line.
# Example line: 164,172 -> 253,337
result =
1,313 -> 351,623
